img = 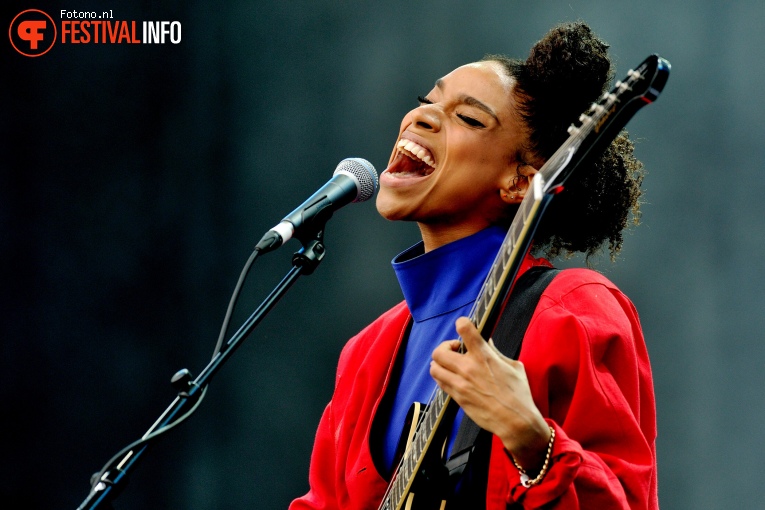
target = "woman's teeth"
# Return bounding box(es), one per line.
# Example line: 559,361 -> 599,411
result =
397,139 -> 435,167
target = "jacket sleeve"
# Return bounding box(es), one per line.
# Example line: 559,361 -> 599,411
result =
289,402 -> 339,510
487,274 -> 658,509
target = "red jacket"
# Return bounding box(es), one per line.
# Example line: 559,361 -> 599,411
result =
290,260 -> 658,509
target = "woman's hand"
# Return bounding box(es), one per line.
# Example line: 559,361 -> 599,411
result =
430,316 -> 551,473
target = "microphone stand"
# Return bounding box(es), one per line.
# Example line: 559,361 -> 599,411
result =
77,229 -> 329,510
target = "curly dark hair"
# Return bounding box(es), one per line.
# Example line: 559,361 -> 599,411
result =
486,22 -> 645,261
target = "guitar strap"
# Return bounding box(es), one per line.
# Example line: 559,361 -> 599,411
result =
444,266 -> 561,505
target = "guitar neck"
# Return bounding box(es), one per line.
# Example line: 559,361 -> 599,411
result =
471,176 -> 552,338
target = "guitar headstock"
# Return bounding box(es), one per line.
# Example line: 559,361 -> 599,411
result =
539,54 -> 671,191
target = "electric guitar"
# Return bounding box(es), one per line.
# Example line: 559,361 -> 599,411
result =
377,54 -> 671,510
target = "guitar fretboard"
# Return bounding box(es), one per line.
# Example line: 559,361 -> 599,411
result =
471,177 -> 547,333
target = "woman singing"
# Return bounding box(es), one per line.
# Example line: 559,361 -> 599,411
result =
290,21 -> 658,509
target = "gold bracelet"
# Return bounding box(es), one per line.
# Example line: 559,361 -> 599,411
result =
511,426 -> 555,488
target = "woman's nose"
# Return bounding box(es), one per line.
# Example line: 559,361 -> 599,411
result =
411,105 -> 441,132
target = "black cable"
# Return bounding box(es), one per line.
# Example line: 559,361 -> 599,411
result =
89,386 -> 208,490
88,247 -> 263,493
212,247 -> 261,357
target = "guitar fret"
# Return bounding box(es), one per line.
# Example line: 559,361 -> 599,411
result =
476,295 -> 487,321
510,222 -> 522,245
473,295 -> 486,318
491,266 -> 501,289
501,245 -> 510,269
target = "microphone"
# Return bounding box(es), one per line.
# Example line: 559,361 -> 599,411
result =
255,158 -> 378,253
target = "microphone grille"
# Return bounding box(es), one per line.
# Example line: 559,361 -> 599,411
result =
334,158 -> 378,203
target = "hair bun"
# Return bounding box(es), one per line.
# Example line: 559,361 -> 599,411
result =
485,22 -> 643,260
518,22 -> 613,158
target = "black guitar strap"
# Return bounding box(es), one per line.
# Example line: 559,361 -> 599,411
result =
444,266 -> 561,505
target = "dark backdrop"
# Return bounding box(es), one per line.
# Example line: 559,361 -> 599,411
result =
4,1 -> 765,508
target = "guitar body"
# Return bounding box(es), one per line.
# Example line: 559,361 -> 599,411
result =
393,402 -> 449,510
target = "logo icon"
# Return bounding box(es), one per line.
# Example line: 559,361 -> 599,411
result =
9,9 -> 57,57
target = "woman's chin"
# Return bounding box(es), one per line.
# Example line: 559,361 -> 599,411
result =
375,192 -> 412,222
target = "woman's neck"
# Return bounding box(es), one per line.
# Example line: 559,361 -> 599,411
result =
418,221 -> 494,253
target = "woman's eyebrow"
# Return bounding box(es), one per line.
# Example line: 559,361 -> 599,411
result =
435,78 -> 499,122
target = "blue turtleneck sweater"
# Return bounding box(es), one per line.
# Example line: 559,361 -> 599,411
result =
381,226 -> 507,473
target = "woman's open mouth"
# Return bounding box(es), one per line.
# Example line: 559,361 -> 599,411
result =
384,138 -> 436,178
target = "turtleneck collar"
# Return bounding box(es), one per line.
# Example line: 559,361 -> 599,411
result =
392,226 -> 507,323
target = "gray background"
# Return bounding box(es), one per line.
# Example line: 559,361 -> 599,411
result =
3,0 -> 763,508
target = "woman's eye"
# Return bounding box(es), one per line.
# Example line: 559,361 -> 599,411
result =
417,95 -> 433,105
457,114 -> 485,128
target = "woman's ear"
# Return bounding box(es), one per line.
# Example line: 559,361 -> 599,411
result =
499,163 -> 539,204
